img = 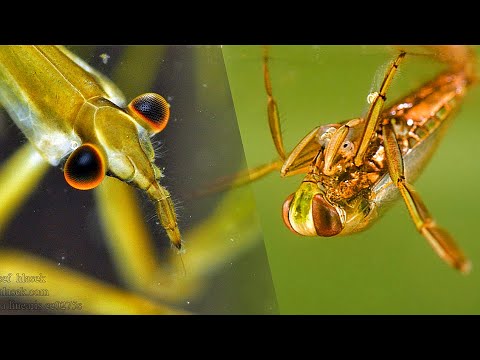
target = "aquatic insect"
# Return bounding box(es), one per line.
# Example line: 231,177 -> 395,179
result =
218,45 -> 477,274
0,45 -> 273,314
0,45 -> 182,250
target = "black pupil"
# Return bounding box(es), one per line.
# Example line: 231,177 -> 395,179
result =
133,95 -> 165,123
69,147 -> 101,182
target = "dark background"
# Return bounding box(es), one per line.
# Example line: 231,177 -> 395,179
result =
0,45 -> 278,314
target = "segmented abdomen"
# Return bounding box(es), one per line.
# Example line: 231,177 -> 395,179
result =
384,70 -> 472,150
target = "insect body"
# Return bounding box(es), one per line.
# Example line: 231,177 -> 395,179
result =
243,45 -> 477,274
0,45 -> 182,249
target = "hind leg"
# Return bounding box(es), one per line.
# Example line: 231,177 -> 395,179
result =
0,143 -> 50,233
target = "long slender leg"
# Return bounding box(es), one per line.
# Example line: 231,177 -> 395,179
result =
192,159 -> 283,198
95,174 -> 265,303
263,45 -> 287,160
192,46 -> 297,197
95,177 -> 200,302
281,126 -> 322,177
382,122 -> 470,274
147,183 -> 182,250
173,185 -> 265,279
95,177 -> 158,287
193,125 -> 325,196
0,249 -> 187,314
354,51 -> 406,167
194,125 -> 327,197
226,160 -> 282,186
193,46 -> 321,198
0,143 -> 50,233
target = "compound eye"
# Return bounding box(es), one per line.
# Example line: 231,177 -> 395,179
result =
64,144 -> 106,190
127,93 -> 170,134
312,194 -> 343,237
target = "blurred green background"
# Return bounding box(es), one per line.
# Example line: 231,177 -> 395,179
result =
223,45 -> 480,314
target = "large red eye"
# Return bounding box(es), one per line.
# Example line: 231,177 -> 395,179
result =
64,144 -> 106,190
127,93 -> 170,134
311,194 -> 343,237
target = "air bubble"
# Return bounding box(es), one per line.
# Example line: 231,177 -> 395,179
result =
367,92 -> 379,104
100,53 -> 110,64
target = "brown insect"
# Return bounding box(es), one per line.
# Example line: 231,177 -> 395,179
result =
213,45 -> 477,274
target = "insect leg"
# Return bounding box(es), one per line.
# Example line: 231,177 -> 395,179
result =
0,143 -> 50,233
382,122 -> 470,274
147,182 -> 182,251
196,124 -> 325,197
95,177 -> 199,301
96,173 -> 265,303
354,51 -> 406,167
198,122 -> 324,196
281,126 -> 323,177
190,46 -> 289,197
0,248 -> 188,314
192,159 -> 283,197
322,118 -> 362,175
263,45 -> 287,160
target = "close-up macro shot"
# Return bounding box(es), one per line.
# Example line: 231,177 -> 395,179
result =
222,45 -> 480,314
1,45 -> 479,315
0,45 -> 277,314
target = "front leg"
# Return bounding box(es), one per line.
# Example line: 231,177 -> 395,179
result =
354,51 -> 406,167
